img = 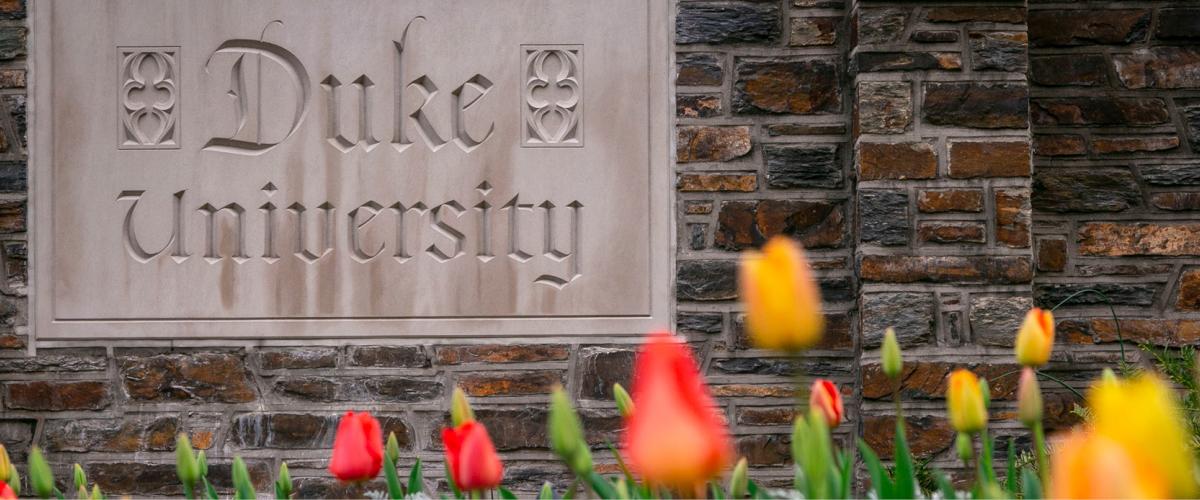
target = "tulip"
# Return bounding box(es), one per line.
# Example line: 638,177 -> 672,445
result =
1085,374 -> 1195,498
0,482 -> 14,500
728,457 -> 749,499
329,411 -> 384,482
442,421 -> 504,491
386,432 -> 402,465
622,332 -> 732,491
946,369 -> 987,434
451,387 -> 475,427
0,445 -> 9,484
613,383 -> 635,418
549,386 -> 592,475
176,433 -> 200,496
29,447 -> 54,499
73,463 -> 86,492
232,456 -> 255,500
275,462 -> 292,500
1015,308 -> 1054,366
881,327 -> 903,379
809,379 -> 843,429
1016,368 -> 1042,427
1049,430 -> 1168,499
739,237 -> 824,352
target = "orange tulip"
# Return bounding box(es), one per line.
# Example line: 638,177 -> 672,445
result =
739,237 -> 824,352
623,332 -> 732,491
946,369 -> 987,434
0,481 -> 13,500
1049,430 -> 1169,499
809,379 -> 843,429
329,411 -> 384,482
442,421 -> 504,491
1015,308 -> 1054,366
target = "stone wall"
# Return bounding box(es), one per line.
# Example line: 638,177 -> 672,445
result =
0,0 -> 1198,495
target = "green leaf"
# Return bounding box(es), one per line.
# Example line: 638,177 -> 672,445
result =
1005,439 -> 1018,495
202,477 -> 218,500
837,450 -> 853,499
856,439 -> 892,499
407,457 -> 424,496
584,472 -> 618,500
537,482 -> 555,500
28,447 -> 55,499
1021,468 -> 1042,500
274,462 -> 292,500
708,482 -> 725,500
231,457 -> 255,500
499,487 -> 518,500
8,462 -> 21,497
72,464 -> 86,493
892,418 -> 917,500
384,458 -> 404,500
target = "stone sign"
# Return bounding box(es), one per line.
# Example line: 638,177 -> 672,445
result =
30,1 -> 671,339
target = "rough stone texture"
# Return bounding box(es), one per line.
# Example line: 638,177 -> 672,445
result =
1033,169 -> 1141,212
861,292 -> 934,348
790,17 -> 839,46
118,353 -> 257,403
1029,9 -> 1150,47
677,126 -> 752,163
1032,97 -> 1169,126
948,140 -> 1031,178
677,53 -> 723,86
715,200 -> 846,250
857,141 -> 936,180
677,173 -> 757,192
969,32 -> 1028,72
677,93 -> 722,118
863,415 -> 954,459
918,189 -> 984,213
1030,54 -> 1108,86
1078,223 -> 1200,256
6,381 -> 110,411
971,295 -> 1034,346
256,348 -> 338,370
859,190 -> 909,246
347,346 -> 430,368
763,143 -> 842,189
1035,283 -> 1159,308
577,347 -> 634,401
918,222 -> 986,244
733,57 -> 841,115
676,2 -> 780,45
923,82 -> 1029,129
1113,48 -> 1200,89
860,255 -> 1033,284
857,81 -> 911,134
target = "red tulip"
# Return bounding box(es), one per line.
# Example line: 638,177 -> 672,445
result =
329,411 -> 384,482
442,421 -> 504,491
0,481 -> 14,500
622,332 -> 732,491
809,379 -> 843,429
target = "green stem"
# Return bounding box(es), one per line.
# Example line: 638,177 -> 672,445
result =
1050,288 -> 1126,366
794,355 -> 809,415
1033,421 -> 1050,491
1035,370 -> 1085,401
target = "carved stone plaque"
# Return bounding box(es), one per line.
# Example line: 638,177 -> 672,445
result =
31,1 -> 671,339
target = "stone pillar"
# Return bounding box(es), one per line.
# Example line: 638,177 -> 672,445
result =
849,1 -> 1035,467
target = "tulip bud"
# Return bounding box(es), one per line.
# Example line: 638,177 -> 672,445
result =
386,432 -> 401,464
1017,368 -> 1044,427
538,482 -> 554,499
739,237 -> 825,353
947,369 -> 987,434
881,327 -> 903,379
1101,368 -> 1119,386
197,450 -> 208,478
956,432 -> 973,464
275,461 -> 293,500
0,444 -> 10,484
809,379 -> 844,429
451,387 -> 475,427
175,434 -> 200,491
73,463 -> 86,492
232,456 -> 255,500
729,457 -> 749,499
8,462 -> 20,497
28,447 -> 54,499
979,377 -> 991,410
89,485 -> 102,500
1015,308 -> 1055,367
549,386 -> 593,475
613,383 -> 635,418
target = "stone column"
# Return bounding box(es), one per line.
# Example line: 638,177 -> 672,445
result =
849,1 -> 1035,467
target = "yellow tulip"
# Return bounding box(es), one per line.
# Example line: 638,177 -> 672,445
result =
946,369 -> 987,434
738,237 -> 824,352
1049,430 -> 1169,499
1014,308 -> 1054,366
1087,374 -> 1195,498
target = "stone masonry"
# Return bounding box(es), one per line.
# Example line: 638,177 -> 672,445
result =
0,0 -> 1198,495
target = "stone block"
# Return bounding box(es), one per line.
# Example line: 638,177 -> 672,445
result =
733,57 -> 841,115
763,143 -> 842,188
677,126 -> 752,163
859,190 -> 910,246
862,292 -> 934,348
857,141 -> 936,180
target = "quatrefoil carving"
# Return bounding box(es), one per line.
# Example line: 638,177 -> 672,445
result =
523,46 -> 582,147
119,47 -> 180,149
